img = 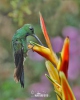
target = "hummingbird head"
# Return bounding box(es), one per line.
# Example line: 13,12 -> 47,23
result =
23,24 -> 34,36
23,24 -> 43,45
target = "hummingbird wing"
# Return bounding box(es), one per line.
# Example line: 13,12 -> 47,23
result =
14,49 -> 24,88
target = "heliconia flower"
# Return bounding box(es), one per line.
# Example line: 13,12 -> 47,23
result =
60,72 -> 76,100
28,13 -> 76,100
28,13 -> 69,77
28,41 -> 58,66
45,60 -> 76,100
39,12 -> 69,77
57,37 -> 69,78
39,12 -> 58,66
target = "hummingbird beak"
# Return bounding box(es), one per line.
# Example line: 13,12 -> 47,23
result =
31,34 -> 43,45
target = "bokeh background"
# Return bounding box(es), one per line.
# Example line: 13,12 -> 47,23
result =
0,0 -> 80,100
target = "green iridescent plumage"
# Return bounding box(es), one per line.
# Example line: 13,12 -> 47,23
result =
12,24 -> 33,56
12,24 -> 42,88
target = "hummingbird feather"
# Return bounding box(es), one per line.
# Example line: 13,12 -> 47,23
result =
14,49 -> 24,88
12,24 -> 43,88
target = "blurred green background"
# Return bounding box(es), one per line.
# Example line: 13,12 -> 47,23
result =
0,0 -> 80,100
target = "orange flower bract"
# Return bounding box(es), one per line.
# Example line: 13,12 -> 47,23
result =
28,13 -> 76,100
57,37 -> 69,78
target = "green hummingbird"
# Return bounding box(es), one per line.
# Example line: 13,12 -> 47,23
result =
12,24 -> 43,88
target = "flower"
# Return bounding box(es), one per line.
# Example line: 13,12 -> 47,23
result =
62,26 -> 80,81
28,13 -> 76,100
57,37 -> 69,78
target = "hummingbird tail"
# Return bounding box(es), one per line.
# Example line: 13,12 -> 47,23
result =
14,49 -> 24,88
20,67 -> 24,88
14,66 -> 24,88
14,68 -> 19,83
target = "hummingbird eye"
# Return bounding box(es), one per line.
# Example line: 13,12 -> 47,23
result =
29,26 -> 33,30
29,26 -> 34,33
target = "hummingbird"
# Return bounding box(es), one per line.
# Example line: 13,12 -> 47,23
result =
12,24 -> 43,88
